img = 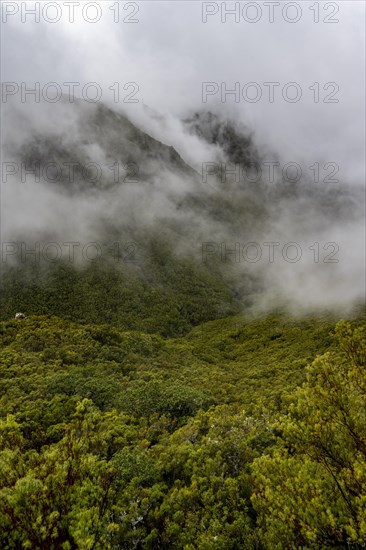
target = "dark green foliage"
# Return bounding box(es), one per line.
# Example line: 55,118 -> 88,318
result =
0,247 -> 238,337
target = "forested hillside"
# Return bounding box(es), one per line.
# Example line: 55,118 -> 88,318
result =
0,312 -> 365,548
2,0 -> 365,546
2,97 -> 365,548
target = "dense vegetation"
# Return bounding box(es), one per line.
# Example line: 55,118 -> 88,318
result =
0,249 -> 239,338
1,311 -> 365,548
2,100 -> 365,547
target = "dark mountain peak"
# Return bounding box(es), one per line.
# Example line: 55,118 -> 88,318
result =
7,100 -> 198,193
184,110 -> 260,168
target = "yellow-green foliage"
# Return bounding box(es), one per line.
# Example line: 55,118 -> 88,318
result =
0,314 -> 365,548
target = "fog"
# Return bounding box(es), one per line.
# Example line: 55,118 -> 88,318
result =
1,1 -> 365,314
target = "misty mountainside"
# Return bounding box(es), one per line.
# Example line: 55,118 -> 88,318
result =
1,98 -> 365,334
5,99 -> 197,192
1,77 -> 365,550
184,110 -> 261,169
2,5 -> 365,548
